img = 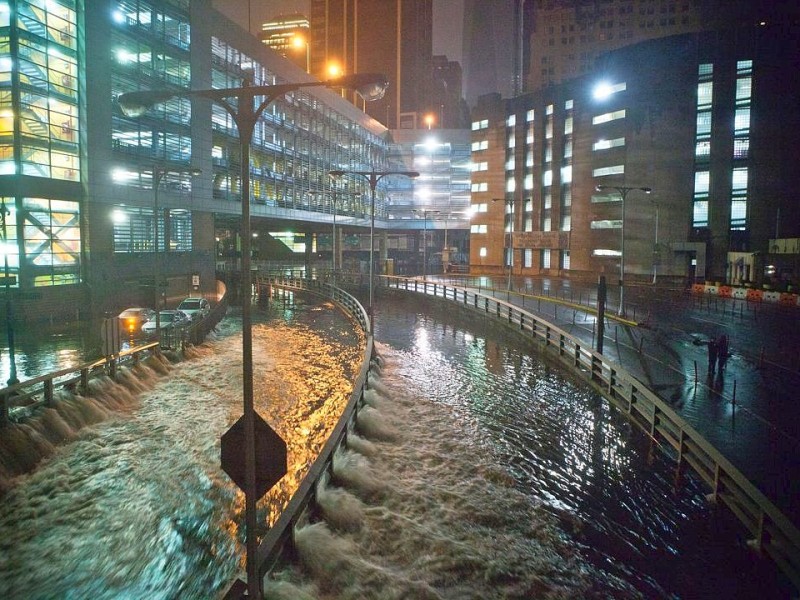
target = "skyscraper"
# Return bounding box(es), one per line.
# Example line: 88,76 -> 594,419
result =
309,0 -> 433,129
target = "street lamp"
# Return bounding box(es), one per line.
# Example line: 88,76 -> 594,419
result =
152,166 -> 201,340
0,198 -> 18,385
652,198 -> 659,285
328,169 -> 419,331
595,184 -> 652,316
119,71 -> 388,600
292,34 -> 310,73
492,198 -> 515,291
415,209 -> 439,280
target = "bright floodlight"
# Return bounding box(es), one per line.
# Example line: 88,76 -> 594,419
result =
593,81 -> 613,101
328,73 -> 389,101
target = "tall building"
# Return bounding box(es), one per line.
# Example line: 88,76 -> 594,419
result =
462,0 -> 516,107
259,13 -> 311,71
309,0 -> 433,129
0,0 -> 390,323
524,0 -> 791,92
469,24 -> 800,286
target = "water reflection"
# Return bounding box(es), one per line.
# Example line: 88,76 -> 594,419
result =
366,294 -> 789,599
0,296 -> 363,598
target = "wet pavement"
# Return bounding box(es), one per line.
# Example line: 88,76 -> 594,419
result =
425,274 -> 800,527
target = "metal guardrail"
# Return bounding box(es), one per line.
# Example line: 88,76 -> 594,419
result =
0,283 -> 230,428
226,275 -> 372,593
376,275 -> 800,593
0,342 -> 161,426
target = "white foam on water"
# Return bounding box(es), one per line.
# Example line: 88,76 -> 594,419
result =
283,344 -> 636,599
316,475 -> 365,533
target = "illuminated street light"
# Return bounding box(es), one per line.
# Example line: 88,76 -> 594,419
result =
119,71 -> 387,599
328,169 -> 419,331
595,184 -> 652,316
292,34 -> 310,73
152,166 -> 201,341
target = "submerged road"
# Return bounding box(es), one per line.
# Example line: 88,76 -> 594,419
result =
0,287 -> 793,598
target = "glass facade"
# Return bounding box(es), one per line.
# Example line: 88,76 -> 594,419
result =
0,0 -> 81,289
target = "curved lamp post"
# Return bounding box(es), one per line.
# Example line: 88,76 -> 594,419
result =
328,169 -> 419,332
152,166 -> 201,340
119,72 -> 388,600
595,184 -> 652,316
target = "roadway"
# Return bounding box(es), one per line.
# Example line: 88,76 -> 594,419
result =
425,273 -> 800,527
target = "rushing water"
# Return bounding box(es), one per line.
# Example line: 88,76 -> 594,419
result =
0,291 -> 792,599
265,294 -> 790,599
0,294 -> 364,599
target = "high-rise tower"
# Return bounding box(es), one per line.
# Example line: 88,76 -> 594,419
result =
309,0 -> 433,129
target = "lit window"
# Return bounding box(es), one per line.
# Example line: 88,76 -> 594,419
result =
733,137 -> 749,159
734,108 -> 750,133
543,170 -> 552,186
592,248 -> 622,257
561,250 -> 570,269
470,224 -> 487,233
507,114 -> 516,127
730,199 -> 747,227
697,82 -> 713,107
526,109 -> 534,122
561,165 -> 572,183
593,137 -> 625,151
471,182 -> 488,192
694,171 -> 710,194
592,165 -> 624,177
696,111 -> 711,135
524,174 -> 533,190
541,249 -> 551,268
592,109 -> 626,124
506,178 -> 516,192
732,167 -> 748,190
695,140 -> 711,157
591,219 -> 622,229
479,247 -> 487,257
736,77 -> 751,102
564,116 -> 573,135
693,200 -> 708,227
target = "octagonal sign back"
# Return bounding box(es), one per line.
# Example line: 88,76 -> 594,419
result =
221,413 -> 287,500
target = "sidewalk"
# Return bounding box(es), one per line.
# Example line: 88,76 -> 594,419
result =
430,275 -> 800,527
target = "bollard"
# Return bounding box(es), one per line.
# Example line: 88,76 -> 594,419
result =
694,360 -> 698,384
732,380 -> 737,406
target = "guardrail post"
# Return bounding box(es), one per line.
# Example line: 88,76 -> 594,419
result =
1,392 -> 8,426
44,379 -> 54,406
81,367 -> 90,394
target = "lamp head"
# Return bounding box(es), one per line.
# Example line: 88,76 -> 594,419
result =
118,90 -> 178,117
328,73 -> 389,101
642,187 -> 652,194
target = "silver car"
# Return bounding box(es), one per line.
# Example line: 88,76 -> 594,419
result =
177,297 -> 211,322
141,309 -> 192,334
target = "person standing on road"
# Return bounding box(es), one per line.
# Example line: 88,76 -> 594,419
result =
707,337 -> 718,375
717,334 -> 729,371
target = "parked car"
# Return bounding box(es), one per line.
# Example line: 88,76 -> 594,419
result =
141,310 -> 192,334
177,297 -> 211,322
118,307 -> 155,335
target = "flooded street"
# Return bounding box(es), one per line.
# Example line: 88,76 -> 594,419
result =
0,296 -> 363,599
265,294 -> 789,599
0,291 -> 791,599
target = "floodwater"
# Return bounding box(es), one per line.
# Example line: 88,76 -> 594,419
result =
265,294 -> 790,599
0,294 -> 363,599
0,292 -> 792,599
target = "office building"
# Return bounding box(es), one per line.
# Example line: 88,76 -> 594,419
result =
1,0 -> 390,323
469,24 -> 800,286
309,0 -> 433,129
259,13 -> 311,71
